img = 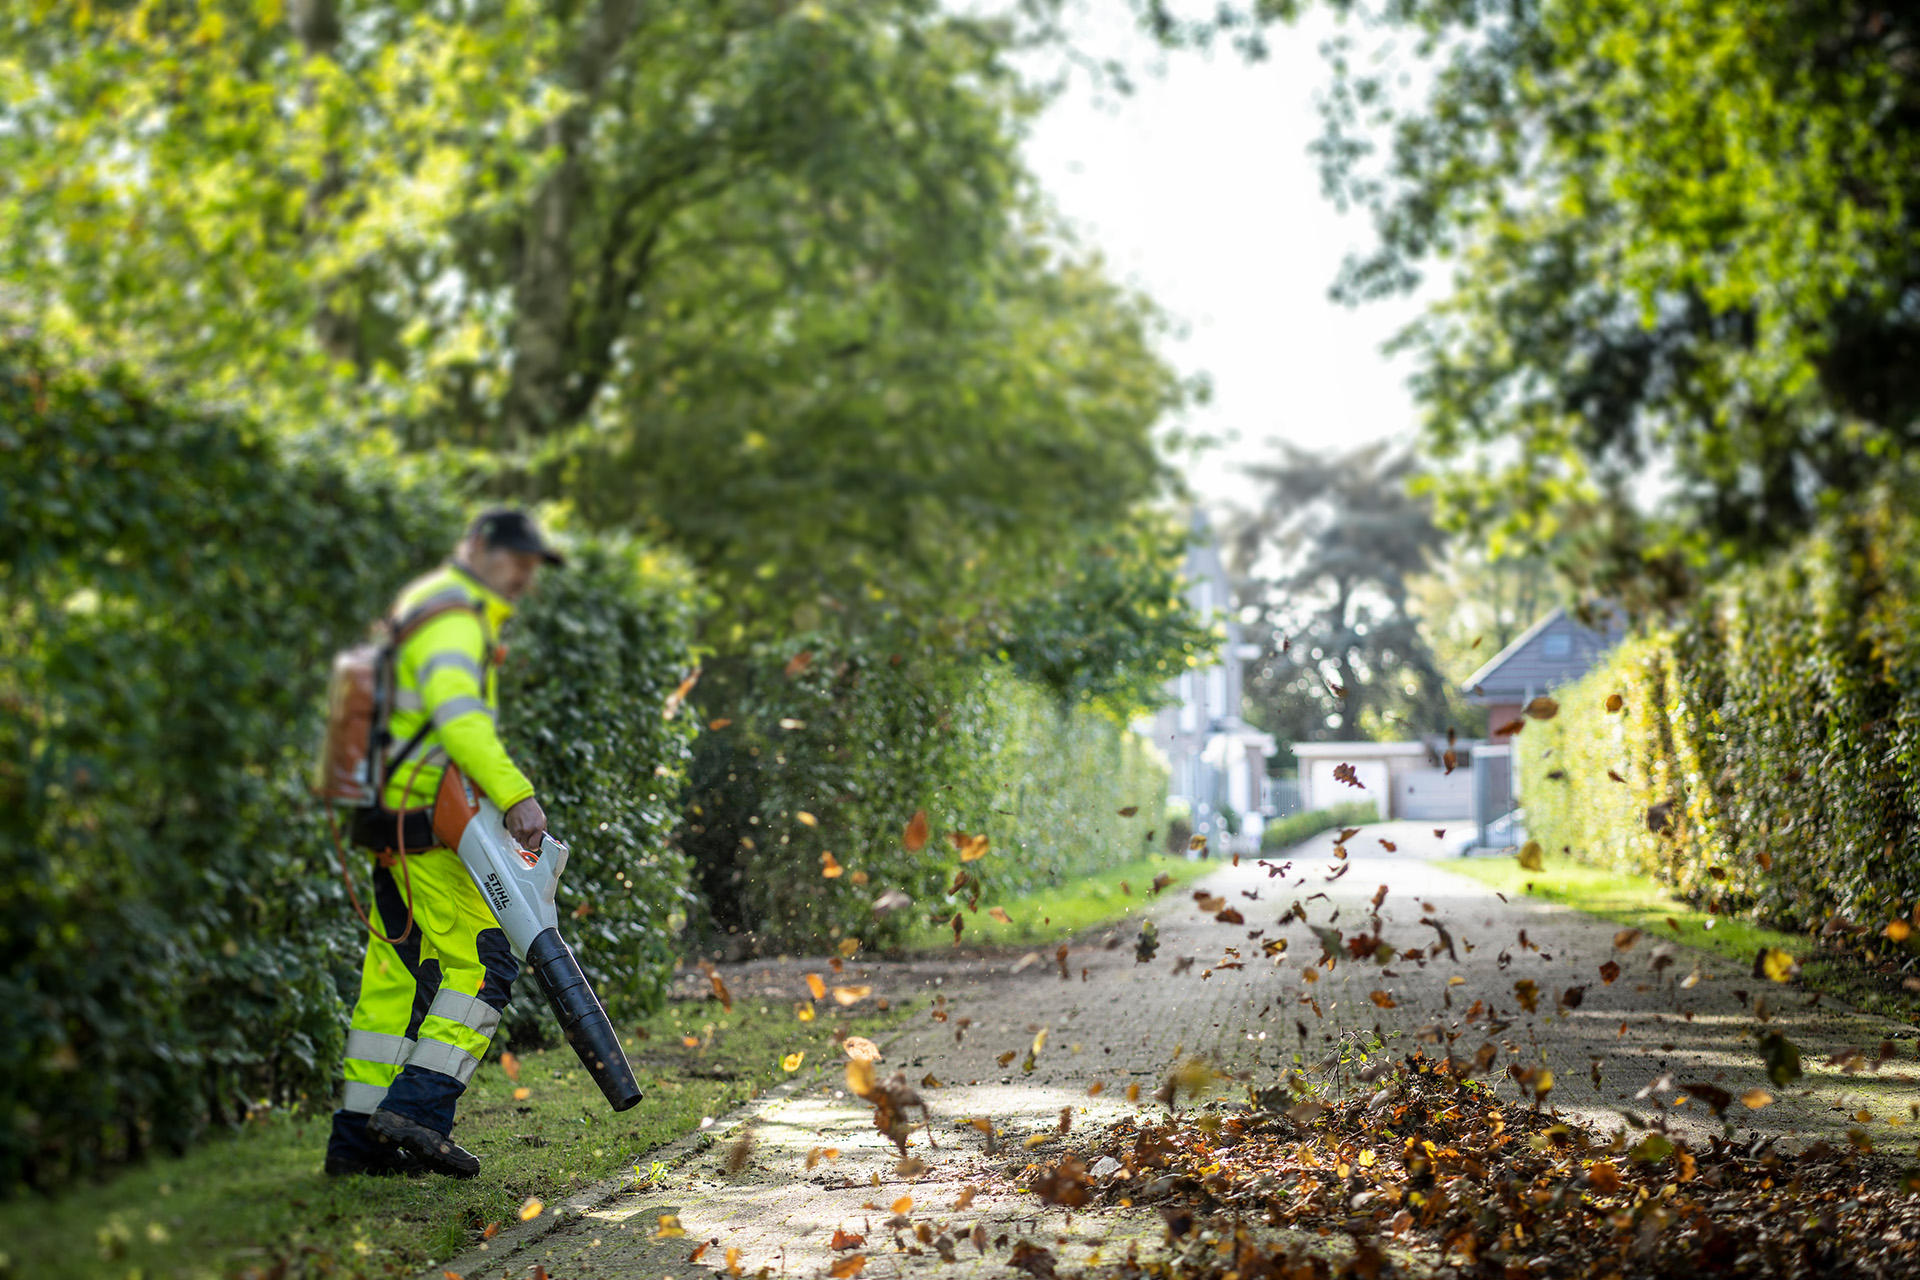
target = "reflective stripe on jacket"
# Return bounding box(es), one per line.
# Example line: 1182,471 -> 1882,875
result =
381,563 -> 534,812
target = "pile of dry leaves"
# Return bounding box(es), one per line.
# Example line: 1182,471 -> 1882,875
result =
1006,1050 -> 1920,1279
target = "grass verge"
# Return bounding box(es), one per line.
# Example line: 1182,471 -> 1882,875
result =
895,853 -> 1216,951
0,995 -> 909,1280
1442,850 -> 1920,1024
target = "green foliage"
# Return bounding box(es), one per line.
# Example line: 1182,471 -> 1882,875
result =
0,335 -> 696,1193
682,636 -> 1167,952
1298,0 -> 1920,576
1518,493 -> 1920,942
999,519 -> 1219,718
1259,801 -> 1380,854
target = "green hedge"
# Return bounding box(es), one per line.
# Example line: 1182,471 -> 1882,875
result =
1518,497 -> 1920,942
1258,801 -> 1382,853
683,633 -> 1167,952
0,338 -> 696,1193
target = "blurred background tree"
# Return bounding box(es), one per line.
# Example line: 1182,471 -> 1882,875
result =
1229,442 -> 1455,744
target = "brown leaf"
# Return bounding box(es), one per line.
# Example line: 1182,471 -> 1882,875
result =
499,1051 -> 522,1084
1332,762 -> 1365,789
662,667 -> 701,719
1214,907 -> 1245,925
708,969 -> 733,1012
903,809 -> 930,852
1525,696 -> 1559,720
1599,960 -> 1621,985
706,717 -> 733,731
830,1230 -> 865,1251
1118,806 -> 1139,817
1605,693 -> 1625,712
958,833 -> 990,862
1613,928 -> 1642,950
1494,717 -> 1526,737
1369,990 -> 1397,1009
784,650 -> 814,678
1151,872 -> 1172,893
828,1256 -> 867,1278
988,906 -> 1011,923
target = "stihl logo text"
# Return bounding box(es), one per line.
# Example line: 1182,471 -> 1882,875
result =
483,872 -> 512,914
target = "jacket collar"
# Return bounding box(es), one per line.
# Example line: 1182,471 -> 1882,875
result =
448,560 -> 515,632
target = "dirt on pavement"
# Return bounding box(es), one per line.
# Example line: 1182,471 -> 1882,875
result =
433,821 -> 1920,1280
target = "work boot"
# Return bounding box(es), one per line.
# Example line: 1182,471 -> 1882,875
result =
324,1146 -> 425,1178
366,1107 -> 481,1179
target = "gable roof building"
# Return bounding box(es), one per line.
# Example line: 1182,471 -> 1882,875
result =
1462,606 -> 1627,728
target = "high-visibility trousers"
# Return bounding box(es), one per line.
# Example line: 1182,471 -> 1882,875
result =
338,847 -> 518,1132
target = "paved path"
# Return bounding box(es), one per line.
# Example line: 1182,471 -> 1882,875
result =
436,822 -> 1920,1280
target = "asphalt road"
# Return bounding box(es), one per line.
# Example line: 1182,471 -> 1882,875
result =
433,821 -> 1920,1280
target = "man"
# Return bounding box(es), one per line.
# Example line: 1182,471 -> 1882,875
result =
324,507 -> 564,1178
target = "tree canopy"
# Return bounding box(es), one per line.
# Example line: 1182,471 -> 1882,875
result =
1143,0 -> 1920,600
2,0 -> 1201,676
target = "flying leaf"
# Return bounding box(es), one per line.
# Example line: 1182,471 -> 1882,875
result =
784,650 -> 813,678
1525,696 -> 1559,720
1759,1031 -> 1804,1085
1741,1089 -> 1774,1109
829,1256 -> 867,1278
1512,979 -> 1540,1012
1332,762 -> 1365,789
654,1214 -> 686,1239
830,1229 -> 864,1251
959,833 -> 990,862
843,1036 -> 881,1062
778,717 -> 805,730
821,852 -> 844,879
796,810 -> 818,827
1516,841 -> 1544,871
988,906 -> 1011,924
806,973 -> 826,1000
708,969 -> 733,1011
499,1051 -> 522,1083
662,668 -> 701,719
796,1002 -> 815,1022
1756,948 -> 1798,983
1118,806 -> 1138,817
706,717 -> 733,731
1605,693 -> 1624,712
831,985 -> 872,1005
903,810 -> 930,852
1369,990 -> 1397,1009
1599,960 -> 1621,985
1613,929 -> 1642,950
782,1052 -> 805,1072
518,1196 -> 544,1221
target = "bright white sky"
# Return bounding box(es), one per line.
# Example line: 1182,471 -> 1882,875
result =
1014,2 -> 1435,514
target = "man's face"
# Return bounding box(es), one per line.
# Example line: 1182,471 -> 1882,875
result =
461,539 -> 544,602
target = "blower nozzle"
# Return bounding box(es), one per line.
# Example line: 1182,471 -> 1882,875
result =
433,765 -> 644,1113
526,928 -> 644,1111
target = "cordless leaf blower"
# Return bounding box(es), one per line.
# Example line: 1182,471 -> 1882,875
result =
432,765 -> 644,1112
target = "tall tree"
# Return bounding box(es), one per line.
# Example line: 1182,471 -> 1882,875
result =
1230,443 -> 1450,743
1140,0 -> 1920,595
1,0 -> 1193,655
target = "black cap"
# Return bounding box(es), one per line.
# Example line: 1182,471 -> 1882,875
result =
467,507 -> 566,566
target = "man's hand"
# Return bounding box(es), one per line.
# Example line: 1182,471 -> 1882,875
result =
503,796 -> 548,851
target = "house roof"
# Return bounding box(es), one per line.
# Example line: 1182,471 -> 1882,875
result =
1461,606 -> 1624,701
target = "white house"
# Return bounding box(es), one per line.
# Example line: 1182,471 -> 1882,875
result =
1139,513 -> 1276,854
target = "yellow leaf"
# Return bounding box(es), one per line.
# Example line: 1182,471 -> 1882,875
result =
839,937 -> 861,958
1760,948 -> 1797,982
797,811 -> 818,827
806,974 -> 826,1000
1888,920 -> 1912,943
832,985 -> 872,1006
959,833 -> 990,862
829,1256 -> 866,1278
512,1086 -> 531,1101
782,1052 -> 805,1072
1516,841 -> 1544,872
726,1247 -> 743,1276
654,1213 -> 687,1239
796,1001 -> 816,1022
845,1057 -> 876,1098
1741,1089 -> 1773,1108
499,1051 -> 522,1083
892,1195 -> 913,1214
821,852 -> 844,878
518,1196 -> 544,1222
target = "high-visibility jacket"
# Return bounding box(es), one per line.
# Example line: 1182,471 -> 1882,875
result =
381,563 -> 534,814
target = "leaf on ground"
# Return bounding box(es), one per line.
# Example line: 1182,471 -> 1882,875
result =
518,1196 -> 544,1221
829,1255 -> 867,1278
